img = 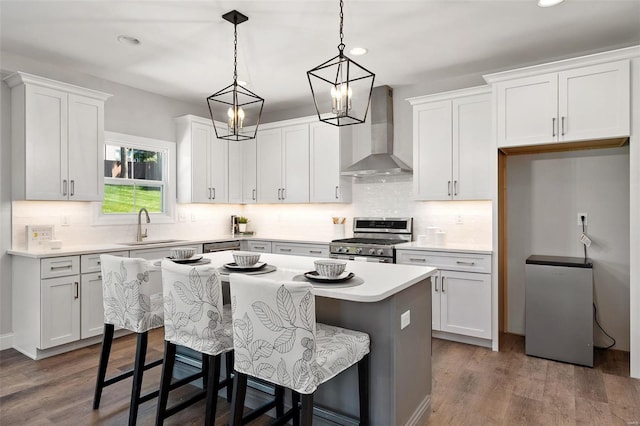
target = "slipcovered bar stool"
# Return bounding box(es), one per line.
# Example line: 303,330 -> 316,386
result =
155,260 -> 234,425
93,255 -> 165,426
228,274 -> 371,426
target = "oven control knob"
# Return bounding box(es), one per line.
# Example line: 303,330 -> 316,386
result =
355,247 -> 363,254
369,248 -> 376,255
377,249 -> 385,256
337,247 -> 344,253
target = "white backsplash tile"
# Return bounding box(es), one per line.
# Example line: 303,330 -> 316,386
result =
12,177 -> 492,249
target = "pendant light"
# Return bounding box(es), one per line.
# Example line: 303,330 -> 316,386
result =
207,10 -> 264,141
307,0 -> 375,126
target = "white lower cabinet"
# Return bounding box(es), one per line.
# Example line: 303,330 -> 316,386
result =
272,242 -> 329,258
242,240 -> 273,253
397,249 -> 492,341
41,275 -> 81,349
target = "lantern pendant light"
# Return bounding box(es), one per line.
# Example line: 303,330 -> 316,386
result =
207,10 -> 264,140
307,0 -> 375,126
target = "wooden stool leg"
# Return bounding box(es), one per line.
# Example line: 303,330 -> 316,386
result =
292,391 -> 301,426
225,351 -> 234,402
93,323 -> 115,409
155,341 -> 175,426
358,354 -> 370,426
128,331 -> 148,426
229,372 -> 248,426
205,354 -> 221,425
300,393 -> 314,426
275,385 -> 285,417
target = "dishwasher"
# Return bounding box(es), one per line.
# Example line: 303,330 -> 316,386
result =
203,240 -> 241,253
525,255 -> 594,367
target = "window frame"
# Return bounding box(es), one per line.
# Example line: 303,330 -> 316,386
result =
92,131 -> 176,225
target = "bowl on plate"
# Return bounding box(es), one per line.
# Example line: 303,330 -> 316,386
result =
233,251 -> 261,267
314,259 -> 346,278
170,246 -> 197,260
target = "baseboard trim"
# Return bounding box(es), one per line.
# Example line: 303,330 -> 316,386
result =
405,393 -> 431,426
0,333 -> 14,351
433,331 -> 492,348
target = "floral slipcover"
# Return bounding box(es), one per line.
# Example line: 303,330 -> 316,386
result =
160,261 -> 233,356
229,274 -> 370,394
100,255 -> 164,333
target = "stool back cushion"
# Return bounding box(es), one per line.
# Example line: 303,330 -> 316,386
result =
100,254 -> 164,333
161,261 -> 233,355
229,274 -> 320,393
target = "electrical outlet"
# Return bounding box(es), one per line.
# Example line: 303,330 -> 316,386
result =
577,213 -> 588,226
456,215 -> 464,225
190,213 -> 196,221
62,215 -> 70,226
178,212 -> 186,222
401,310 -> 411,330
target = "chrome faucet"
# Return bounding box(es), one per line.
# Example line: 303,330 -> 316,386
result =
137,208 -> 150,242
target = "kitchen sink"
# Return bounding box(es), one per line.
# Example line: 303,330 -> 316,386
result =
117,239 -> 186,246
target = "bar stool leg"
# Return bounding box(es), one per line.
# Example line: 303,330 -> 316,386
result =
204,354 -> 221,425
128,331 -> 149,426
93,323 -> 115,409
275,385 -> 285,417
155,341 -> 175,426
292,391 -> 301,426
229,372 -> 248,426
358,354 -> 370,426
225,351 -> 234,402
300,393 -> 314,426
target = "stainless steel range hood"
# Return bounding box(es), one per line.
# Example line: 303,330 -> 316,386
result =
341,85 -> 412,177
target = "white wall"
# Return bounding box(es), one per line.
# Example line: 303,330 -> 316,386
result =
506,147 -> 631,351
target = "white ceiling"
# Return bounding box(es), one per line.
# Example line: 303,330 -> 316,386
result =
1,0 -> 639,114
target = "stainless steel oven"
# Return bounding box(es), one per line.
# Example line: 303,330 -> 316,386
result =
330,217 -> 412,263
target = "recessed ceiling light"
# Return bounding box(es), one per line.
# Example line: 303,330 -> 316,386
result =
349,47 -> 368,56
537,0 -> 564,7
117,35 -> 141,46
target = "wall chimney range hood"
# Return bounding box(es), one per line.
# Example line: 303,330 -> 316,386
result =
341,85 -> 412,177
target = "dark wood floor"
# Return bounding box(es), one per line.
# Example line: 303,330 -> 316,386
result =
1,330 -> 638,425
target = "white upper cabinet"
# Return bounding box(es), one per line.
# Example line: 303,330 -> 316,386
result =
176,115 -> 228,203
5,72 -> 110,201
257,123 -> 309,203
491,59 -> 630,148
309,122 -> 352,203
409,87 -> 491,201
229,139 -> 257,204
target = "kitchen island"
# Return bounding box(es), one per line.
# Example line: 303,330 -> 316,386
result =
201,251 -> 437,426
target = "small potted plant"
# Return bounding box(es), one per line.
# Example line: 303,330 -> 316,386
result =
237,216 -> 249,233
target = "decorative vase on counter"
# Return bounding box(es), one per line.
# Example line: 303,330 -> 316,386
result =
333,223 -> 345,239
239,223 -> 247,233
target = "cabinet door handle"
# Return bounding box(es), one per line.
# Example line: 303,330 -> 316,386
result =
552,117 -> 556,137
561,116 -> 566,136
409,257 -> 426,262
335,186 -> 339,199
456,260 -> 476,266
212,187 -> 216,200
208,188 -> 212,199
454,180 -> 458,196
309,250 -> 322,254
279,248 -> 292,252
447,181 -> 451,196
74,282 -> 79,299
70,180 -> 75,196
254,245 -> 265,250
277,188 -> 281,200
442,277 -> 446,293
434,276 -> 439,292
282,188 -> 286,200
63,179 -> 68,196
98,274 -> 102,279
252,188 -> 256,200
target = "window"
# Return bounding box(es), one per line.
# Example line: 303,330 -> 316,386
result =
93,132 -> 176,225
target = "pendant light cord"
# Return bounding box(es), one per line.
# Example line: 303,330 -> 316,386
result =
338,0 -> 345,53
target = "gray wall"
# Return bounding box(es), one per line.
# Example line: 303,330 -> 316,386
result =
506,147 -> 631,351
0,51 -> 209,336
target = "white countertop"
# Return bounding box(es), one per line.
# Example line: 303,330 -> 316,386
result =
200,251 -> 436,303
6,234 -> 335,258
395,241 -> 492,254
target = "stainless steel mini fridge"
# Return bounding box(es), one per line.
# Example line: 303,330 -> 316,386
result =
525,255 -> 594,367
